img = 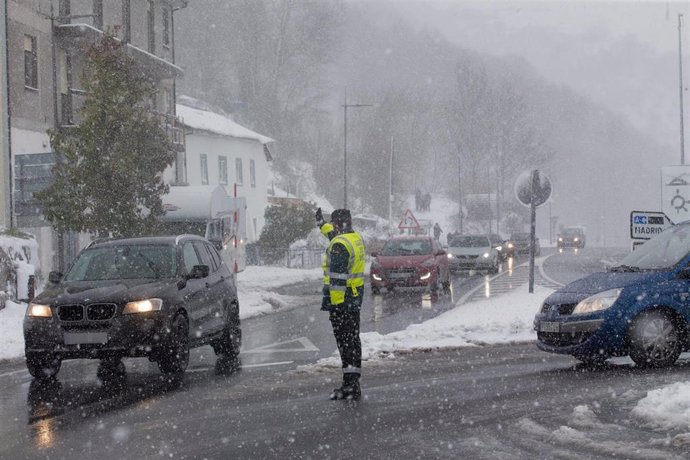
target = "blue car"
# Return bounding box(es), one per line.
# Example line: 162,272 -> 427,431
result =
534,221 -> 690,367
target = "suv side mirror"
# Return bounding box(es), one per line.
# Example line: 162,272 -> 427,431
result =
188,264 -> 210,279
370,251 -> 378,258
48,271 -> 63,284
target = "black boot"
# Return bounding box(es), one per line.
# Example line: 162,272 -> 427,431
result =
329,386 -> 345,400
341,379 -> 361,401
339,373 -> 361,401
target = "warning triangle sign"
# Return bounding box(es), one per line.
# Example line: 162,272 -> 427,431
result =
398,208 -> 421,229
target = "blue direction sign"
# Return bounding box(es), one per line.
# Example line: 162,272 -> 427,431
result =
630,211 -> 672,240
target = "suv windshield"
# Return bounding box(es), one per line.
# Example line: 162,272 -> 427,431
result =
511,233 -> 530,241
65,245 -> 178,281
448,235 -> 490,248
381,239 -> 431,256
618,224 -> 690,270
561,228 -> 583,236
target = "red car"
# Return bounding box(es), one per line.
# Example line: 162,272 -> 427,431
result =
370,235 -> 451,295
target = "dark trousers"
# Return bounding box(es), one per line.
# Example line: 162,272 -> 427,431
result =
329,305 -> 361,382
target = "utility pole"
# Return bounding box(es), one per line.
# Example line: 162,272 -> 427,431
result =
680,13 -> 685,165
389,136 -> 394,234
342,90 -> 372,209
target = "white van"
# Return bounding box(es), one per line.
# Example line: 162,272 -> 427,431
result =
160,185 -> 247,272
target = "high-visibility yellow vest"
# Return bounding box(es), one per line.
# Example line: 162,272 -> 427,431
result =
326,232 -> 366,305
320,223 -> 334,285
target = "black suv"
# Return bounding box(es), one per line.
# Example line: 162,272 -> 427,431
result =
23,235 -> 241,380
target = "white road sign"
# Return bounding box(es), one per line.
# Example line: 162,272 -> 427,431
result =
630,211 -> 672,240
661,165 -> 690,224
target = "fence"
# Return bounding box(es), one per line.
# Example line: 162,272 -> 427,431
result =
246,246 -> 324,269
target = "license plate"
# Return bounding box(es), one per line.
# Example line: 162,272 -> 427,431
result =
539,321 -> 560,333
64,331 -> 108,345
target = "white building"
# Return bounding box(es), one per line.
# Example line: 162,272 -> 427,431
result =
169,98 -> 274,242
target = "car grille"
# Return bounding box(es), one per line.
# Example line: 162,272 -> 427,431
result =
56,303 -> 117,322
57,304 -> 84,321
87,303 -> 117,320
538,331 -> 593,347
386,268 -> 416,278
540,302 -> 577,315
454,255 -> 478,260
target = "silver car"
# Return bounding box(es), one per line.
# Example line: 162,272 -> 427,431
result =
446,234 -> 499,273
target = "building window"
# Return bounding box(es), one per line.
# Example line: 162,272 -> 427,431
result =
219,156 -> 228,185
93,0 -> 103,30
147,0 -> 155,53
122,0 -> 131,42
250,159 -> 256,188
200,154 -> 208,185
24,35 -> 38,89
162,8 -> 170,47
161,87 -> 173,114
236,158 -> 243,185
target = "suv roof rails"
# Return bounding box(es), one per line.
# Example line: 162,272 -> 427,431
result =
86,237 -> 114,248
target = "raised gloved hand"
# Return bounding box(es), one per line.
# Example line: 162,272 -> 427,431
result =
315,207 -> 325,227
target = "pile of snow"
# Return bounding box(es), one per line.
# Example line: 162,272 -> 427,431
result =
305,284 -> 554,369
0,233 -> 39,303
632,382 -> 690,431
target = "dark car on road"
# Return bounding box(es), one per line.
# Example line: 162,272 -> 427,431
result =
487,233 -> 508,261
557,226 -> 586,250
505,232 -> 541,258
370,235 -> 450,295
23,235 -> 241,380
534,221 -> 690,367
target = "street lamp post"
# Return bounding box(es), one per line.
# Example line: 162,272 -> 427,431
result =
680,13 -> 685,165
342,91 -> 373,208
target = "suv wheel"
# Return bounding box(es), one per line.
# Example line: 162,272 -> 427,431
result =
158,313 -> 190,375
26,353 -> 61,380
212,302 -> 242,361
629,311 -> 682,368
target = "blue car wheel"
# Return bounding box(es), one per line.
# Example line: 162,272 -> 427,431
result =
628,310 -> 682,368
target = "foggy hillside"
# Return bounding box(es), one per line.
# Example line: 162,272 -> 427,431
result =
175,0 -> 668,246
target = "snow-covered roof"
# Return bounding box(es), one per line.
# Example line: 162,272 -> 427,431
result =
176,103 -> 274,145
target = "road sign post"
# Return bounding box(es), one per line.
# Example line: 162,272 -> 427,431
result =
661,165 -> 690,223
515,170 -> 552,293
398,209 -> 421,234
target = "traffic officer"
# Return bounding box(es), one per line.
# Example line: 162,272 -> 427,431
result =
316,208 -> 366,401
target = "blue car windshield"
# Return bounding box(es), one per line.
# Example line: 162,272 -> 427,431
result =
64,245 -> 178,281
619,225 -> 690,270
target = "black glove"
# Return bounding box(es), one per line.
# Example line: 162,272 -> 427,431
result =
315,207 -> 324,227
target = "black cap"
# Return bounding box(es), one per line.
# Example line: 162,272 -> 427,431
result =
331,209 -> 352,225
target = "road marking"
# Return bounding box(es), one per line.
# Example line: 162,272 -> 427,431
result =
537,253 -> 565,288
0,368 -> 28,378
187,360 -> 294,373
242,337 -> 319,354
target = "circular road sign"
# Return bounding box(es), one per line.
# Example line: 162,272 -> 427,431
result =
515,170 -> 552,208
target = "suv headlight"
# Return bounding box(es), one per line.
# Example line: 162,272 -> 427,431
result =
123,298 -> 163,314
572,289 -> 621,315
27,303 -> 52,317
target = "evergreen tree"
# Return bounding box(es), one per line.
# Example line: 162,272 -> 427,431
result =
36,34 -> 175,237
258,201 -> 316,253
